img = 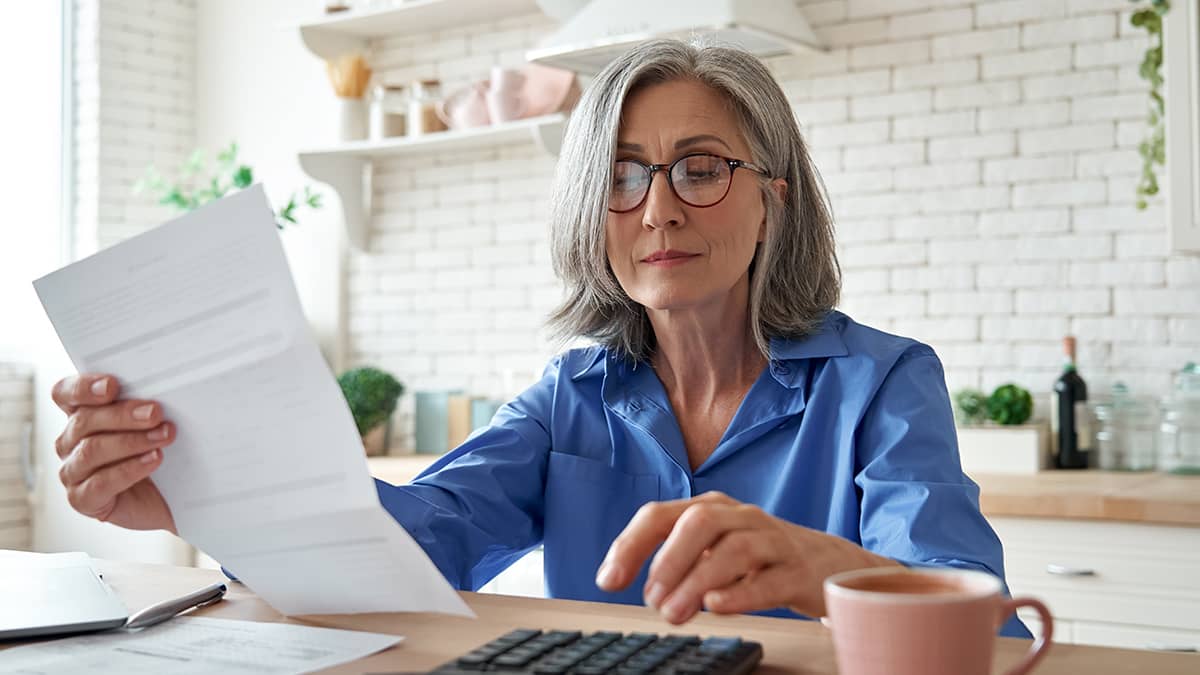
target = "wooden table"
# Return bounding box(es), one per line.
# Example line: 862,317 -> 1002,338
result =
370,457 -> 1200,527
4,559 -> 1192,674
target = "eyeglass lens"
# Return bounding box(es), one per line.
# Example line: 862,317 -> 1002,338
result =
610,154 -> 733,212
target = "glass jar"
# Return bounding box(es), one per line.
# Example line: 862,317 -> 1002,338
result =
1094,383 -> 1158,472
407,79 -> 447,137
1160,363 -> 1200,475
368,84 -> 406,140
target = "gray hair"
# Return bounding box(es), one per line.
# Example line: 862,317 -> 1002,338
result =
547,39 -> 841,362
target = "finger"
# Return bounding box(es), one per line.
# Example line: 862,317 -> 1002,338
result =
645,501 -> 763,608
52,374 -> 120,414
59,424 -> 174,488
55,400 -> 165,460
657,530 -> 781,624
597,492 -> 740,592
702,565 -> 798,616
596,498 -> 696,592
67,448 -> 163,521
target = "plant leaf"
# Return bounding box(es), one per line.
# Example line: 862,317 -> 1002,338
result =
233,165 -> 253,189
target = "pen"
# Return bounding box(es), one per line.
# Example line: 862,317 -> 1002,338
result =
125,582 -> 227,630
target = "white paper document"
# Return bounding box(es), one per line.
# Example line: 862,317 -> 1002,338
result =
33,185 -> 471,617
0,616 -> 402,675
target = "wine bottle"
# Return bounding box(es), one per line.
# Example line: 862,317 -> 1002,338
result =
1050,336 -> 1092,469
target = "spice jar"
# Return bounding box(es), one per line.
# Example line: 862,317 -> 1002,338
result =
369,84 -> 407,140
408,79 -> 447,137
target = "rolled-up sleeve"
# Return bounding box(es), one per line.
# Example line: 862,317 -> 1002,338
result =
853,346 -> 1032,639
374,357 -> 560,591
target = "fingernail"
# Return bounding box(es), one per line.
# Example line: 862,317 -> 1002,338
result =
644,582 -> 665,609
661,595 -> 688,623
91,379 -> 109,396
596,562 -> 619,589
704,590 -> 725,608
148,425 -> 168,441
133,404 -> 154,421
140,449 -> 159,464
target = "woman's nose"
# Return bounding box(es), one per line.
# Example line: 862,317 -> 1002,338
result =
641,171 -> 684,231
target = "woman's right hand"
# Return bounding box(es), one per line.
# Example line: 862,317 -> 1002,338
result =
52,374 -> 178,534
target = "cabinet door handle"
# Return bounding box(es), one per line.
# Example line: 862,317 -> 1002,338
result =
1046,564 -> 1096,577
1146,643 -> 1197,652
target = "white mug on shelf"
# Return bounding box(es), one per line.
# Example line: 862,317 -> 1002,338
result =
337,96 -> 367,142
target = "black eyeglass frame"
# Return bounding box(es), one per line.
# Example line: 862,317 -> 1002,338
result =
607,152 -> 772,213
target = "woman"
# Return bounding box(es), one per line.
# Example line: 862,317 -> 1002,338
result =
50,39 -> 1029,637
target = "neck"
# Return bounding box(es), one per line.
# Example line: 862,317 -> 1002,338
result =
647,274 -> 766,403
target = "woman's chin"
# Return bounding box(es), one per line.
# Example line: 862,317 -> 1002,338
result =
633,290 -> 715,313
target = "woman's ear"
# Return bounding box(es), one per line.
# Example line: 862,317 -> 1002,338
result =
759,178 -> 788,242
770,178 -> 788,204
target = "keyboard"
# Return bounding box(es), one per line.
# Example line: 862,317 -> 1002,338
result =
429,628 -> 764,674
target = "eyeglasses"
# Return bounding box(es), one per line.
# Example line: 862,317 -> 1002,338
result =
608,152 -> 771,213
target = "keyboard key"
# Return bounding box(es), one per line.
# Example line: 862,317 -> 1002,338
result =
543,630 -> 583,646
497,629 -> 542,645
699,636 -> 743,654
493,651 -> 539,668
455,649 -> 496,668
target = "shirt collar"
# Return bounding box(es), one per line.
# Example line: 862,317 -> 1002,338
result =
767,311 -> 849,381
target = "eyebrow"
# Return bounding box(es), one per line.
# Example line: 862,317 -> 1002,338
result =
616,134 -> 734,153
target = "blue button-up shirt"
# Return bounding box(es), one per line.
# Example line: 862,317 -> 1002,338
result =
375,311 -> 1031,638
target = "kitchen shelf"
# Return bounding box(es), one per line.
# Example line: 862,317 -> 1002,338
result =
298,113 -> 566,250
299,0 -> 541,61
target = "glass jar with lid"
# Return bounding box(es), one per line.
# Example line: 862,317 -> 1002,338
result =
407,79 -> 447,136
1160,362 -> 1200,475
1094,382 -> 1158,471
368,84 -> 407,140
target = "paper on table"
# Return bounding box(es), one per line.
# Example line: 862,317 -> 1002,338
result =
33,186 -> 471,617
0,615 -> 402,675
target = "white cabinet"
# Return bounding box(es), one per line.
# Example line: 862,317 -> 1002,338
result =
991,516 -> 1200,652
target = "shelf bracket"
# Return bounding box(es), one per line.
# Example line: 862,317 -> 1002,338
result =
298,153 -> 371,250
299,25 -> 366,62
531,119 -> 564,155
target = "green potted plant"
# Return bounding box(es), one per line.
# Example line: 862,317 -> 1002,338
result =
954,384 -> 1048,475
134,142 -> 322,228
338,366 -> 404,456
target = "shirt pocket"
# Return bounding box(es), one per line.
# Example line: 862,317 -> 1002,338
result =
543,452 -> 661,600
546,451 -> 661,497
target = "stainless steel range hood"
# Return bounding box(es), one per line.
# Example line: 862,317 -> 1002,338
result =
526,0 -> 826,74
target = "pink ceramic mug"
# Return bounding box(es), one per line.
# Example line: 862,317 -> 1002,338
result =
823,567 -> 1053,675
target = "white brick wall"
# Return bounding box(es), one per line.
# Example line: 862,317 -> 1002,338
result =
338,0 -> 1199,451
74,0 -> 196,255
0,365 -> 33,551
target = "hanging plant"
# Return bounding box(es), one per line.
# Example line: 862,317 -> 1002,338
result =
1129,0 -> 1170,210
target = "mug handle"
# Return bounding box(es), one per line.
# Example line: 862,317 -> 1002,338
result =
1000,597 -> 1054,675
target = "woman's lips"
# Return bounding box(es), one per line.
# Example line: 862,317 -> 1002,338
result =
641,250 -> 700,267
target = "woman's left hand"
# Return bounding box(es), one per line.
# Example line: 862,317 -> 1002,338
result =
594,491 -> 900,624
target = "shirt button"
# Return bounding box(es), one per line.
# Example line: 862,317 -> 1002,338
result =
629,400 -> 642,411
773,363 -> 791,376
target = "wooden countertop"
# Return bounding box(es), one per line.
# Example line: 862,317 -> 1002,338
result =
974,471 -> 1200,527
5,558 -> 1193,674
369,457 -> 1200,527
